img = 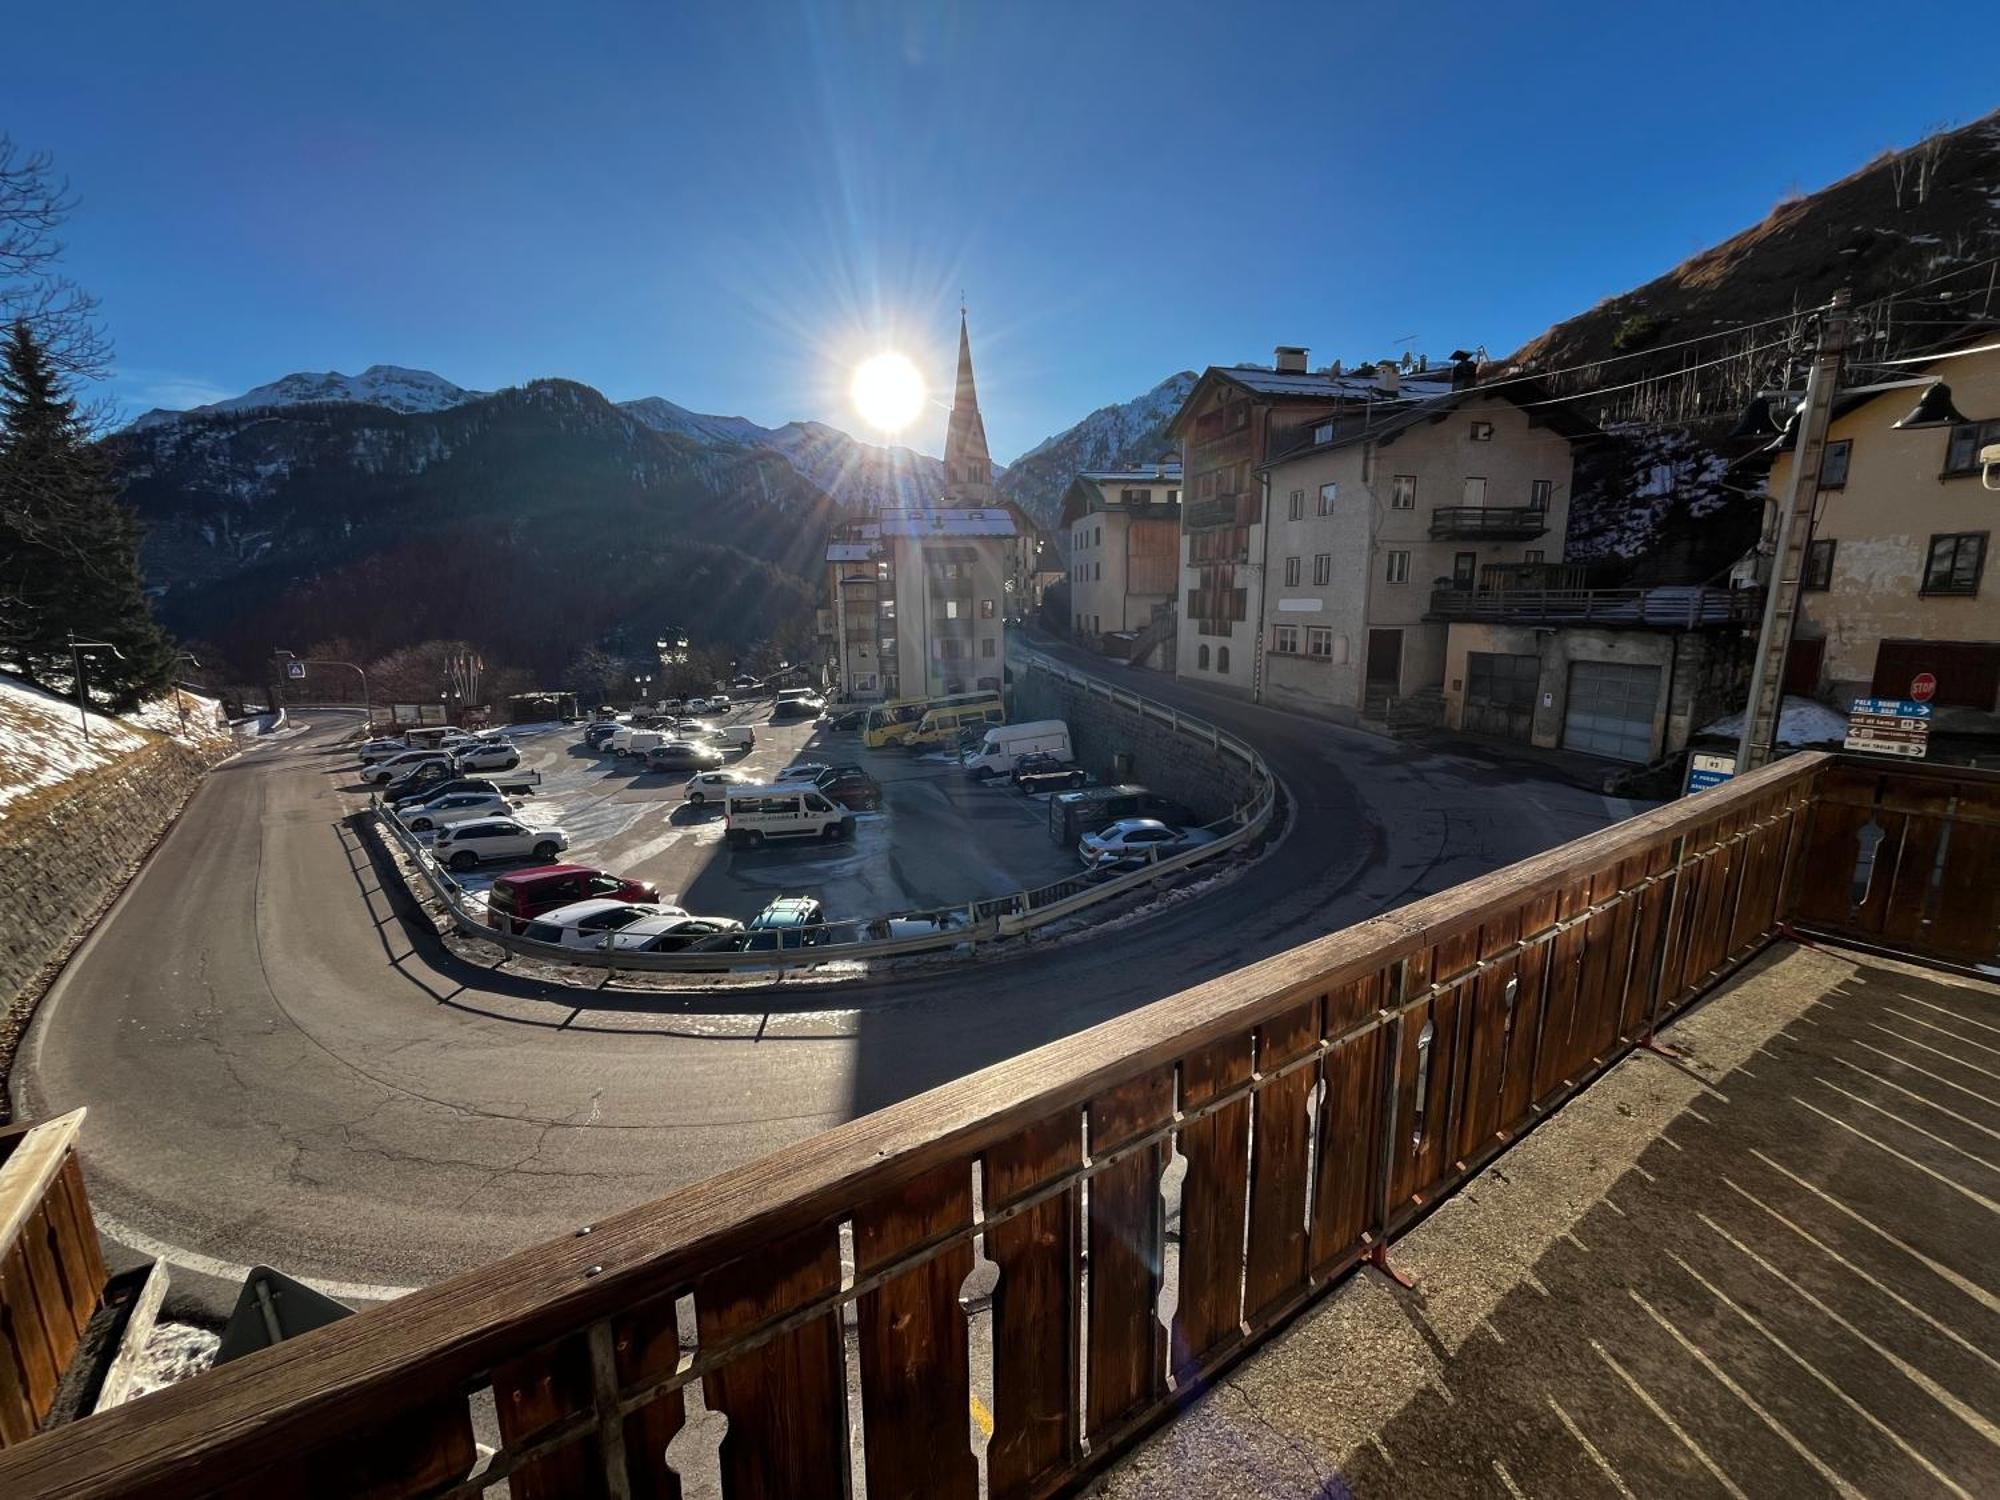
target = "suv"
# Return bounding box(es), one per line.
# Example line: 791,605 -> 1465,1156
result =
389,775 -> 499,810
485,865 -> 662,934
397,790 -> 513,832
647,740 -> 724,772
751,895 -> 824,931
1012,752 -> 1087,792
814,769 -> 882,811
432,817 -> 568,872
363,749 -> 453,785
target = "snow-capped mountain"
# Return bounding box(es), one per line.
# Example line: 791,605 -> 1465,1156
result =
129,364 -> 486,429
997,371 -> 1197,531
618,396 -> 775,449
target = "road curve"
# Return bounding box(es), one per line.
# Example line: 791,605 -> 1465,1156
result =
15,648 -> 1633,1308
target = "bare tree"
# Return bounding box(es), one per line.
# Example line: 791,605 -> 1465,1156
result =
1888,149 -> 1910,210
1913,122 -> 1951,206
0,136 -> 111,381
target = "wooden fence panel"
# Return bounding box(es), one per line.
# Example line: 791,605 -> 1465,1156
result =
1503,889 -> 1559,1128
853,1161 -> 977,1500
1564,865 -> 1623,1081
612,1299 -> 685,1500
1084,1069 -> 1172,1439
984,1114 -> 1080,1500
1309,976 -> 1384,1278
1617,841 -> 1673,1041
1169,1032 -> 1251,1379
1929,782 -> 2000,964
1790,767 -> 1878,929
1531,877 -> 1590,1101
494,1330 -> 601,1499
1453,911 -> 1521,1166
1242,1001 -> 1319,1324
698,1227 -> 849,1500
0,1251 -> 58,1437
47,1157 -> 105,1348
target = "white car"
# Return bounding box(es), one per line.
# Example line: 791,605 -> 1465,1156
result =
683,769 -> 754,804
364,749 -> 452,784
518,898 -> 690,950
397,791 -> 514,832
707,691 -> 730,708
358,737 -> 409,764
674,718 -> 722,739
599,914 -> 746,953
432,817 -> 568,872
456,740 -> 521,771
1077,818 -> 1215,866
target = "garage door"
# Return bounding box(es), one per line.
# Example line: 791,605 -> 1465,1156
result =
1463,652 -> 1540,743
1562,660 -> 1660,762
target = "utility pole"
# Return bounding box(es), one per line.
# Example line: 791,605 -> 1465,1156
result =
69,633 -> 123,743
1736,288 -> 1851,772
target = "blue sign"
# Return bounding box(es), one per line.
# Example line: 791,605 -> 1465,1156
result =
1685,752 -> 1736,795
1850,698 -> 1930,719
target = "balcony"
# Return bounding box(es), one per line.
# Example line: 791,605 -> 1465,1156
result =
1427,583 -> 1761,627
1429,504 -> 1550,540
3,756 -> 1994,1498
1186,494 -> 1246,531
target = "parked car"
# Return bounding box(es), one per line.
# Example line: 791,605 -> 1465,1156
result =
363,749 -> 454,785
358,737 -> 409,764
683,769 -> 754,804
519,898 -> 690,950
600,914 -> 746,953
723,783 -> 854,847
1012,751 -> 1088,792
485,865 -> 661,933
433,817 -> 569,872
772,761 -> 835,783
772,693 -> 824,720
583,722 -> 623,750
964,720 -> 1071,779
455,740 -> 521,771
389,775 -> 500,811
672,718 -> 722,739
1077,818 -> 1217,867
397,791 -> 514,832
646,740 -> 724,772
753,895 -> 825,929
815,769 -> 883,811
683,696 -> 714,714
381,760 -> 464,800
711,724 -> 755,752
862,909 -> 970,940
1081,852 -> 1169,885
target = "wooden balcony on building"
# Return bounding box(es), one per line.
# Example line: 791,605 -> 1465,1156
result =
1427,583 -> 1761,628
1429,504 -> 1550,540
1,756 -> 1994,1499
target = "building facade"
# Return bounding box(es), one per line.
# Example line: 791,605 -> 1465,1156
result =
822,311 -> 1019,701
1060,465 -> 1181,643
1764,336 -> 2000,720
1254,385 -> 1588,721
1168,349 -> 1459,692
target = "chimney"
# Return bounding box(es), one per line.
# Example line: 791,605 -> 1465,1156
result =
1377,363 -> 1400,396
1274,345 -> 1308,374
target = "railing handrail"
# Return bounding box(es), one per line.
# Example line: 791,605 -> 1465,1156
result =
0,750 -> 1835,1498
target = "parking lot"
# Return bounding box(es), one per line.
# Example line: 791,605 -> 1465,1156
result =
352,699 -> 1092,931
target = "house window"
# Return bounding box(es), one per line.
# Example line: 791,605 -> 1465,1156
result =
1803,538 -> 1836,592
1217,646 -> 1231,673
1167,488 -> 1180,504
1470,421 -> 1494,442
980,598 -> 996,618
1198,644 -> 1210,671
981,637 -> 996,658
1530,479 -> 1553,511
1094,562 -> 1101,581
1463,476 -> 1487,507
1273,623 -> 1300,655
1944,420 -> 2000,476
1313,553 -> 1332,585
1284,556 -> 1301,586
1319,482 -> 1338,515
1289,489 -> 1305,521
1307,626 -> 1332,659
945,599 -> 961,619
1386,550 -> 1410,584
1095,526 -> 1101,546
1820,439 -> 1851,488
1230,403 -> 1249,431
1922,532 -> 1987,596
1391,475 -> 1416,509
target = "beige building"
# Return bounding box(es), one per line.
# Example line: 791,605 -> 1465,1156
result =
1060,466 -> 1181,646
1255,384 -> 1591,721
823,311 -> 1021,701
1763,335 -> 2000,717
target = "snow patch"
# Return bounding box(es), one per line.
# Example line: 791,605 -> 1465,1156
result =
1698,695 -> 1849,746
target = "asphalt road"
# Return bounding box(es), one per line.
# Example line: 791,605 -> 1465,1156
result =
15,652 -> 1638,1312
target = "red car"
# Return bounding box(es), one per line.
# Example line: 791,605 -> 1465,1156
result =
486,865 -> 660,935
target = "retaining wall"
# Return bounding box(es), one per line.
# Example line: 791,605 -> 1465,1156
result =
1009,659 -> 1262,824
0,739 -> 228,1026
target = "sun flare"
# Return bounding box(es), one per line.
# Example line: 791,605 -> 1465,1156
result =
850,351 -> 926,433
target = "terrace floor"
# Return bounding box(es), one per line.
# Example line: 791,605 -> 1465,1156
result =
1094,941 -> 2000,1499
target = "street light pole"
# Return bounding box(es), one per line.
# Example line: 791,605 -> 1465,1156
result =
68,633 -> 124,743
275,653 -> 372,729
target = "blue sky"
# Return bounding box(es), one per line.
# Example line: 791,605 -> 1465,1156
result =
11,1 -> 1993,460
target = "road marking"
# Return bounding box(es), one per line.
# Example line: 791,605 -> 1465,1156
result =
93,1211 -> 421,1304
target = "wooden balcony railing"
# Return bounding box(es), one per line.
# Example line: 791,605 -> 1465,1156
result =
0,1110 -> 106,1448
1427,584 -> 1761,627
3,755 -> 1995,1498
1428,505 -> 1549,540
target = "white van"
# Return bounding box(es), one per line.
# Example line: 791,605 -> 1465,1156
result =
610,729 -> 664,758
724,783 -> 855,848
964,719 -> 1071,779
712,724 -> 755,751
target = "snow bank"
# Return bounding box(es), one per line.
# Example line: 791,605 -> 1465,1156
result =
1697,695 -> 1849,746
0,675 -> 228,822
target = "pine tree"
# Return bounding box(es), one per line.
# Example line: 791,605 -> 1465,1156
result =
0,319 -> 175,707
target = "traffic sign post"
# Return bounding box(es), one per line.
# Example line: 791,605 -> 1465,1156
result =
1910,672 -> 1937,703
1684,751 -> 1736,795
1844,697 -> 1930,759
285,660 -> 306,680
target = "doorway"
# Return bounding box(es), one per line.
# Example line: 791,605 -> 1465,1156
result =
1366,629 -> 1403,689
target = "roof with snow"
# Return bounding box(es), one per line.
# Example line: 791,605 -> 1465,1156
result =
876,507 -> 1018,538
1259,378 -> 1599,470
1060,470 -> 1184,527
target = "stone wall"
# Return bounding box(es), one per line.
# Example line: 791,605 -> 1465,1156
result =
1008,660 -> 1264,824
1,739 -> 224,1023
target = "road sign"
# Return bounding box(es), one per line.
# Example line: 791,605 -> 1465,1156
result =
1849,698 -> 1930,719
215,1266 -> 352,1365
1844,692 -> 1930,760
1911,671 -> 1937,703
1684,751 -> 1736,795
285,661 -> 306,680
1841,733 -> 1928,758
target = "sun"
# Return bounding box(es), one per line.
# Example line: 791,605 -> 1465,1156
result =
850,351 -> 926,433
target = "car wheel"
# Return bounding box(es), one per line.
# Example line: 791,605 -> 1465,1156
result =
747,831 -> 765,848
821,822 -> 841,841
533,841 -> 560,861
503,758 -> 519,769
410,816 -> 433,831
448,851 -> 477,872
690,791 -> 706,804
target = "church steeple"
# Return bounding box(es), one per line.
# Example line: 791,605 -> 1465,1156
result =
942,306 -> 995,502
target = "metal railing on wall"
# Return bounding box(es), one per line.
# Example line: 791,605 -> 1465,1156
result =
370,655 -> 1278,977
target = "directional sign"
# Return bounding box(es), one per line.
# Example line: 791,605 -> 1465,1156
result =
1850,698 -> 1930,719
285,661 -> 306,680
1845,692 -> 1930,760
1684,751 -> 1736,795
1842,733 -> 1928,758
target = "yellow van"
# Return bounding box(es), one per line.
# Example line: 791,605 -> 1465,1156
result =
904,697 -> 1004,749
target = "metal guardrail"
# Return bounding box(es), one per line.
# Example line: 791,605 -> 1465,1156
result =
368,655 -> 1278,976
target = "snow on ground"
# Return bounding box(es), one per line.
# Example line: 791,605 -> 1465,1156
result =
126,1321 -> 219,1401
0,674 -> 229,822
1698,695 -> 1850,746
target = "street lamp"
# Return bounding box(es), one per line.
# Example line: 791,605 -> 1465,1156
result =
275,651 -> 372,728
68,633 -> 124,742
173,652 -> 201,737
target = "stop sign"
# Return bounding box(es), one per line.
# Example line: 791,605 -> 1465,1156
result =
1911,671 -> 1937,703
